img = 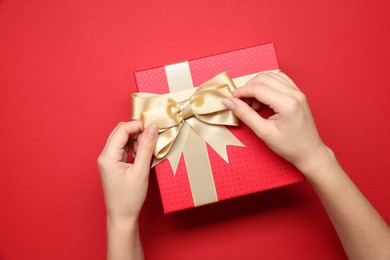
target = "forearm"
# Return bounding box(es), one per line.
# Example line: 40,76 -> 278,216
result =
301,148 -> 390,259
107,217 -> 144,260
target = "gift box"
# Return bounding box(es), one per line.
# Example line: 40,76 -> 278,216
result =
132,42 -> 305,214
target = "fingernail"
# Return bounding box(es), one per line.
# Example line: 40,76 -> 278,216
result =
222,99 -> 236,110
147,124 -> 157,138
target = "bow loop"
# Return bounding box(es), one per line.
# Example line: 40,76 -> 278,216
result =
190,84 -> 239,126
141,103 -> 182,131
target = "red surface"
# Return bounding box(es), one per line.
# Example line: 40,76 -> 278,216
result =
0,0 -> 389,259
135,43 -> 304,213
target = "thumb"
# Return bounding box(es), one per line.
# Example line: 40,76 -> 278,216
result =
222,98 -> 269,139
133,125 -> 158,176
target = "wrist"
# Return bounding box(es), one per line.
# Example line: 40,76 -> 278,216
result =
295,145 -> 336,178
107,214 -> 139,232
106,214 -> 144,260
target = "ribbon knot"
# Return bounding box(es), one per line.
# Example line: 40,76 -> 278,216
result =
178,100 -> 192,119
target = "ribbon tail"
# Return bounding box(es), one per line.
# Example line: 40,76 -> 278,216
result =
152,122 -> 191,175
182,125 -> 218,206
186,118 -> 245,163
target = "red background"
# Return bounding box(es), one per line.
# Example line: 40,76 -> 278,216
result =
0,0 -> 389,259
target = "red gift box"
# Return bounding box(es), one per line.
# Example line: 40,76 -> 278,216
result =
133,43 -> 304,213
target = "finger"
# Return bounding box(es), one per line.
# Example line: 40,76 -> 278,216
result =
133,140 -> 139,154
122,142 -> 130,162
266,72 -> 296,90
222,98 -> 271,139
233,83 -> 292,114
105,122 -> 130,146
248,72 -> 297,96
277,72 -> 301,91
104,121 -> 143,155
133,125 -> 159,177
122,150 -> 129,162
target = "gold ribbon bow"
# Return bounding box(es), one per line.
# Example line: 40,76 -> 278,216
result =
132,71 -> 242,161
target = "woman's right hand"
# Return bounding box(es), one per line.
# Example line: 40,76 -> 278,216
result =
222,72 -> 330,174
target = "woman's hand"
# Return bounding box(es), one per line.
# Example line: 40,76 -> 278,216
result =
98,121 -> 158,223
223,72 -> 329,174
